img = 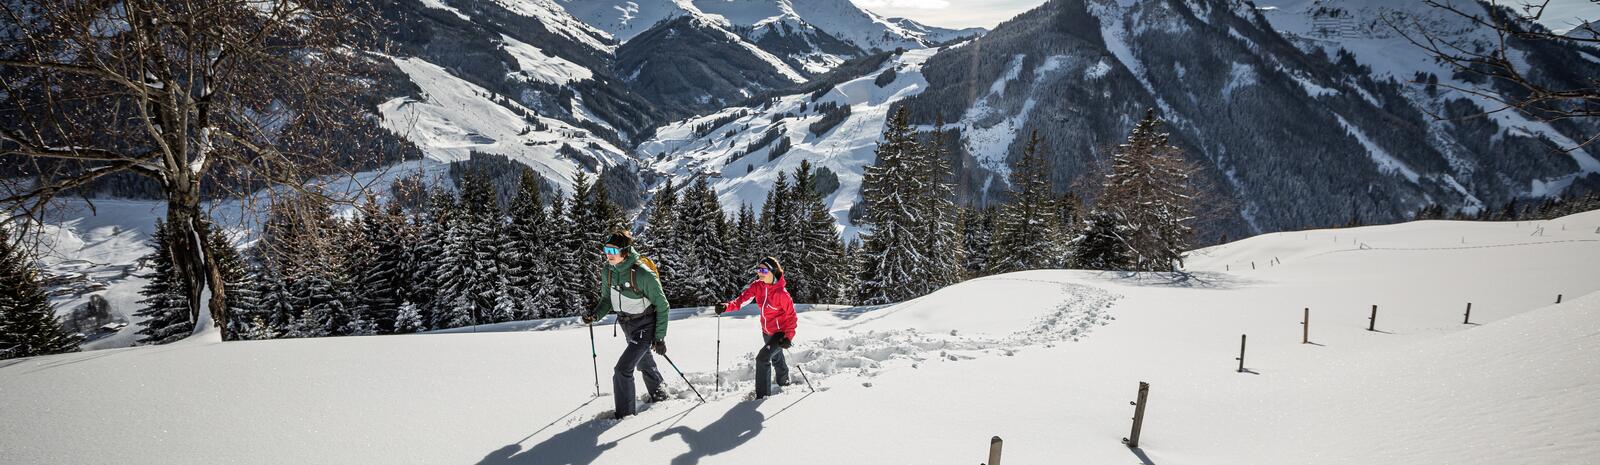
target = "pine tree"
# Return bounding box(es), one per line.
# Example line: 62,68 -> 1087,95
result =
565,170 -> 604,314
394,301 -> 423,333
788,161 -> 847,304
407,188 -> 458,329
678,177 -> 730,306
134,220 -> 196,345
726,203 -> 761,294
253,266 -> 294,339
1096,109 -> 1194,272
503,168 -> 552,320
0,229 -> 81,359
834,239 -> 862,306
988,131 -> 1066,274
640,179 -> 690,305
432,209 -> 485,329
353,198 -> 409,333
1069,209 -> 1132,271
207,226 -> 257,341
960,206 -> 996,278
858,107 -> 933,305
548,191 -> 592,318
915,124 -> 964,295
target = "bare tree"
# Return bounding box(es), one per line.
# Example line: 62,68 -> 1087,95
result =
0,0 -> 382,333
1391,0 -> 1600,151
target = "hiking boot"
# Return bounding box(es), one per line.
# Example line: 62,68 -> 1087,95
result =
646,391 -> 670,403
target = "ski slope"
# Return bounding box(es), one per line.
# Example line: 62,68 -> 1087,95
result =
3,211 -> 1599,464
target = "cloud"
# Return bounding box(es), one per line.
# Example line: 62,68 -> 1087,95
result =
852,0 -> 953,10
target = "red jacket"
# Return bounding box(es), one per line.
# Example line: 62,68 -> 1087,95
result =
725,277 -> 797,340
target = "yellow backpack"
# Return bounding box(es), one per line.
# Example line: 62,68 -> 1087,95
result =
630,255 -> 660,290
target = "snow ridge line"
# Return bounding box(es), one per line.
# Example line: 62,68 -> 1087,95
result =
1301,238 -> 1600,259
669,283 -> 1120,402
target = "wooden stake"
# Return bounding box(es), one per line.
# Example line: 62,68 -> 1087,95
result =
986,436 -> 1003,465
1368,305 -> 1377,331
1123,382 -> 1150,448
1251,261 -> 1256,270
1557,294 -> 1563,304
1236,334 -> 1247,372
1464,302 -> 1472,324
1302,308 -> 1310,344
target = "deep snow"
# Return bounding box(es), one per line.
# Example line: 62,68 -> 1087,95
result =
3,208 -> 1598,464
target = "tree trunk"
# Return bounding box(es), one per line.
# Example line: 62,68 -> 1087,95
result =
166,193 -> 227,335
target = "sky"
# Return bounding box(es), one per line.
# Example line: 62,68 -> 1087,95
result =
852,0 -> 1599,32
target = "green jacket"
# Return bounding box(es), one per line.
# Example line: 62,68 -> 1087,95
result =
592,247 -> 671,341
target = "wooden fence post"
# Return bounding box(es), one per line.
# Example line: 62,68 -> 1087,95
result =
1464,303 -> 1472,324
1123,382 -> 1150,448
1368,305 -> 1377,332
1557,294 -> 1563,304
1236,334 -> 1247,372
985,436 -> 1003,465
1302,308 -> 1310,344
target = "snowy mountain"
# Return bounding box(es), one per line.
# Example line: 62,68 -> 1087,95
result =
6,208 -> 1598,464
886,16 -> 989,44
639,48 -> 939,240
615,15 -> 811,119
644,0 -> 1600,240
376,0 -> 663,197
563,0 -> 939,51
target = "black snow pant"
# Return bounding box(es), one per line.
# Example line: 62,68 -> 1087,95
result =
754,334 -> 790,399
614,312 -> 664,418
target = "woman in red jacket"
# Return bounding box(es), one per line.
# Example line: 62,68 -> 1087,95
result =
721,256 -> 797,399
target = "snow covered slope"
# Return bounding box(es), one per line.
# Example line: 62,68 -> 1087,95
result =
378,57 -> 632,191
639,47 -> 941,239
5,205 -> 1598,464
886,16 -> 988,44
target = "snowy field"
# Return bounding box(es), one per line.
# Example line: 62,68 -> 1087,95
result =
3,211 -> 1598,464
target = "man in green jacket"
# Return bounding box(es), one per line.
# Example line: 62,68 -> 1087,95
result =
582,231 -> 671,419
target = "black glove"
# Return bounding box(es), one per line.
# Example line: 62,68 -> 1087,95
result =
769,333 -> 791,349
652,340 -> 667,355
581,314 -> 595,324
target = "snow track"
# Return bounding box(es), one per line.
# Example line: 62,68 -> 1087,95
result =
683,283 -> 1119,400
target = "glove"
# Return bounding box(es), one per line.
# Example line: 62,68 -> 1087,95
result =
768,333 -> 791,349
581,314 -> 595,324
652,340 -> 667,355
722,302 -> 738,314
777,335 -> 791,349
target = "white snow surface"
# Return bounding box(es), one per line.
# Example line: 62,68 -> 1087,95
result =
419,0 -> 471,21
378,56 -> 629,193
5,206 -> 1600,465
499,34 -> 593,85
491,0 -> 617,53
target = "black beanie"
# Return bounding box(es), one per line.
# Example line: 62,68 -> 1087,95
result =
604,231 -> 632,248
759,256 -> 784,280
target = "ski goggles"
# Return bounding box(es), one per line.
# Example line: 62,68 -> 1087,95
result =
603,246 -> 622,256
754,266 -> 771,274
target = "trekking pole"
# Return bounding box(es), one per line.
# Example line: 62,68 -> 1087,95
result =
785,349 -> 816,393
588,322 -> 600,397
715,307 -> 723,393
661,354 -> 707,403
